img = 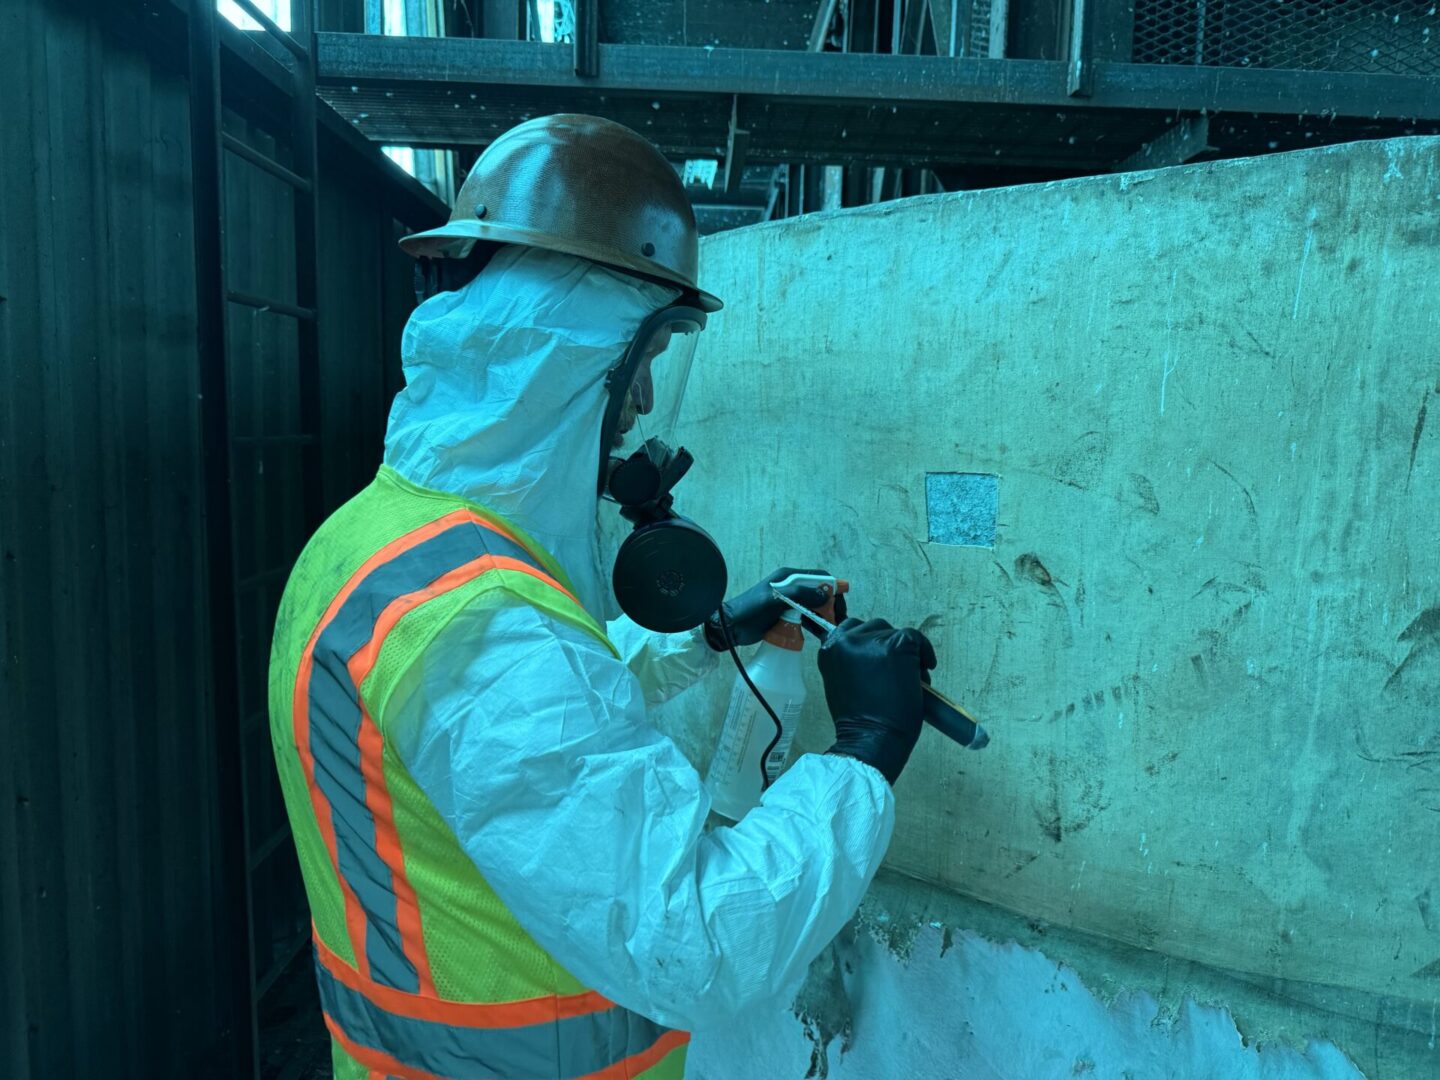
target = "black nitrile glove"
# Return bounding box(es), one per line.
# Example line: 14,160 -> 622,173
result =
703,566 -> 846,651
818,618 -> 937,785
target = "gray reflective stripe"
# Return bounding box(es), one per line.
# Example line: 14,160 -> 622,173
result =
315,949 -> 675,1079
308,518 -> 544,991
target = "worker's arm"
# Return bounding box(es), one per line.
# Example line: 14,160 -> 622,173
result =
387,594 -> 894,1031
604,615 -> 718,706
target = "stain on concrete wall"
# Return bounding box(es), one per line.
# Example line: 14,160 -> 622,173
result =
656,136 -> 1440,1075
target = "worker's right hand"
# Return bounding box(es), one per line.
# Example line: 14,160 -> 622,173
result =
817,618 -> 936,786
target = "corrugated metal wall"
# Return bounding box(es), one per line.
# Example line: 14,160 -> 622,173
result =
0,2 -> 441,1075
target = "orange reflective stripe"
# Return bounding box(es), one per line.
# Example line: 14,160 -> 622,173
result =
315,930 -> 617,1029
355,702 -> 435,997
323,1012 -> 444,1080
578,1029 -> 691,1080
294,510 -> 553,974
347,554 -> 574,684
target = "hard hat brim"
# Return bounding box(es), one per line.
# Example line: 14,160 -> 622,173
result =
399,219 -> 724,313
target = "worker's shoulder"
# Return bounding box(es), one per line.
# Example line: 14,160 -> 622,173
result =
270,472 -> 430,641
297,468 -> 467,576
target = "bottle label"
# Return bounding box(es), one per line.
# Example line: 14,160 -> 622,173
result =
761,700 -> 804,783
710,691 -> 753,781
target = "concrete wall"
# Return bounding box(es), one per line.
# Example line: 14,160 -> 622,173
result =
662,137 -> 1440,1076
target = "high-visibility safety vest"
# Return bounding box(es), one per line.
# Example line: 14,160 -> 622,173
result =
269,466 -> 689,1080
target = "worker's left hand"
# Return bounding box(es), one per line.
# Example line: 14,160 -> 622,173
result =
703,567 -> 846,650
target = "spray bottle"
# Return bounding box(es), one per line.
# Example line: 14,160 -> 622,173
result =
706,575 -> 847,820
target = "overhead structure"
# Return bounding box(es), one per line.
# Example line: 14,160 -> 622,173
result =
312,0 -> 1440,231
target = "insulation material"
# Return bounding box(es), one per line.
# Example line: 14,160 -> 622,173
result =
651,136 -> 1440,1072
689,922 -> 1363,1079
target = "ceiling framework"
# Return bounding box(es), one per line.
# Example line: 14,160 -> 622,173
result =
316,35 -> 1440,163
313,32 -> 1440,226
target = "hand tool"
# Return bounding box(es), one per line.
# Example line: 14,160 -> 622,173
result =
770,581 -> 990,751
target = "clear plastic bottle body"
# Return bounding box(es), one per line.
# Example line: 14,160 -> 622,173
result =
706,639 -> 807,821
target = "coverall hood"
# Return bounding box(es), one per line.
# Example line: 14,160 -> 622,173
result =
383,244 -> 680,617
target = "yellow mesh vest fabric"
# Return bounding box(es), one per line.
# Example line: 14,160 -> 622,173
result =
270,467 -> 689,1079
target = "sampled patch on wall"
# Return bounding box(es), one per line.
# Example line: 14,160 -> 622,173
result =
925,472 -> 999,547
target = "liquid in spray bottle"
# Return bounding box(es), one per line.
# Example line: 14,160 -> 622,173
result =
705,576 -> 845,820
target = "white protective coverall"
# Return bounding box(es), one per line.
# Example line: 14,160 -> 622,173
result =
382,244 -> 895,1030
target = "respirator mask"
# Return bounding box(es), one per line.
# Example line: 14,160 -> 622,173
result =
598,304 -> 728,633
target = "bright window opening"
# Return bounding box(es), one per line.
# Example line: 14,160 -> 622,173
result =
536,3 -> 556,41
682,160 -> 719,190
218,0 -> 290,32
381,0 -> 407,35
383,147 -> 417,174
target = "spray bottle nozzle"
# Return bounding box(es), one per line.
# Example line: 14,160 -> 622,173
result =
769,573 -> 849,638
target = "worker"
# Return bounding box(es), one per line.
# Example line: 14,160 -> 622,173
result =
268,114 -> 936,1080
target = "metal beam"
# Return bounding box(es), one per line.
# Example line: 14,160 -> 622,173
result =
573,0 -> 598,77
1066,0 -> 1092,98
808,0 -> 840,52
988,0 -> 1010,58
723,96 -> 750,195
227,289 -> 318,321
221,133 -> 314,192
1117,114 -> 1212,172
230,0 -> 309,60
314,34 -> 1440,120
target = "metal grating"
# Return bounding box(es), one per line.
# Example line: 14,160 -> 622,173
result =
1133,0 -> 1440,75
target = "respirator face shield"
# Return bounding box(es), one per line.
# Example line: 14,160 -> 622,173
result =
600,305 -> 728,634
606,314 -> 699,460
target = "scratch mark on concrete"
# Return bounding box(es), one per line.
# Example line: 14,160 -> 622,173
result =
979,636 -> 1004,700
1144,751 -> 1180,776
1292,231 -> 1314,320
1385,605 -> 1440,692
1244,328 -> 1275,360
1016,552 -> 1055,588
917,614 -> 946,636
1413,958 -> 1440,980
1129,473 -> 1160,515
1418,888 -> 1437,933
912,535 -> 935,572
1160,269 -> 1178,415
1399,606 -> 1440,644
1160,353 -> 1178,416
1209,459 -> 1258,522
1408,390 -> 1429,489
1004,852 -> 1041,878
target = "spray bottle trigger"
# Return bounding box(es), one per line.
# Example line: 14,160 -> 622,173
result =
770,573 -> 849,635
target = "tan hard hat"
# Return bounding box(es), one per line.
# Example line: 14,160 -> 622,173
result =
400,114 -> 722,312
